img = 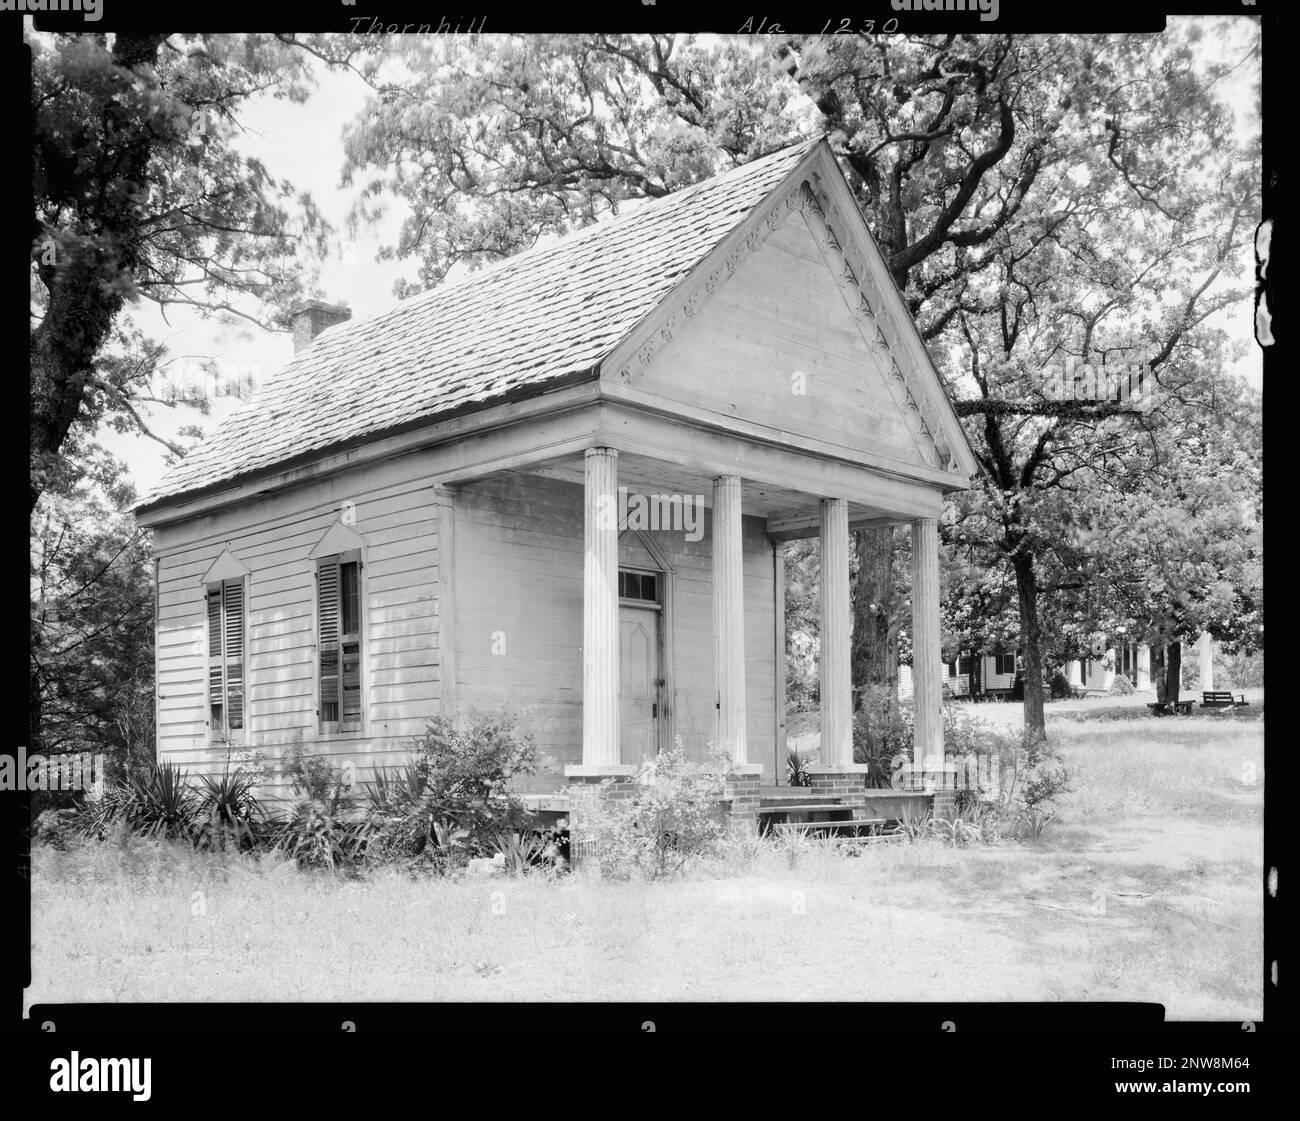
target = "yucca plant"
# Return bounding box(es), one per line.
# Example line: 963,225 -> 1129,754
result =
786,748 -> 814,787
93,761 -> 200,842
363,762 -> 429,813
889,801 -> 932,843
195,770 -> 263,851
489,830 -> 550,874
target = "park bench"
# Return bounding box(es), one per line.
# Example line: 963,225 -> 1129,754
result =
1201,690 -> 1248,709
1147,699 -> 1195,716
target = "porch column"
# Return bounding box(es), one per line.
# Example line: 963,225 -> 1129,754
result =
1136,644 -> 1152,690
1198,632 -> 1214,690
911,517 -> 943,770
819,498 -> 852,764
1067,659 -> 1083,686
581,447 -> 620,767
713,475 -> 747,762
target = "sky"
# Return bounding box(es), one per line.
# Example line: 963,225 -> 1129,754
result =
100,23 -> 1264,499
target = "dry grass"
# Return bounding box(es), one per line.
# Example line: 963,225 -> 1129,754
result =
27,701 -> 1263,1016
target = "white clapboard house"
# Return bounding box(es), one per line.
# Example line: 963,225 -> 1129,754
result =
134,137 -> 977,798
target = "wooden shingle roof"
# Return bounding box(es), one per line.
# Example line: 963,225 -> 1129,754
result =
140,138 -> 822,509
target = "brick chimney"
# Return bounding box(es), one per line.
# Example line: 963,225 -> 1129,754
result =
291,299 -> 351,353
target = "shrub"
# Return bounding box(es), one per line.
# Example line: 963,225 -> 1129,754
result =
1049,670 -> 1073,699
362,712 -> 539,870
1002,732 -> 1073,840
942,707 -> 1018,758
1109,674 -> 1136,695
274,748 -> 367,871
275,794 -> 368,872
852,702 -> 914,788
574,743 -> 728,880
32,808 -> 80,850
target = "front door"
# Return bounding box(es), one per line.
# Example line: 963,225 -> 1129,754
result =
619,604 -> 660,766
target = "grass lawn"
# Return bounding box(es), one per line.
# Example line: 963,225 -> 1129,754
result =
27,695 -> 1263,1016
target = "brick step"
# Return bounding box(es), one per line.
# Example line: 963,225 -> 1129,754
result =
770,817 -> 888,836
756,802 -> 850,817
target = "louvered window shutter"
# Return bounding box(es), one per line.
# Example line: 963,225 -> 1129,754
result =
223,578 -> 244,730
207,586 -> 225,732
318,559 -> 341,723
340,560 -> 362,724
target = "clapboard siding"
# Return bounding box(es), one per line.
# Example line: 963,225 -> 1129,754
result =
625,207 -> 927,469
452,472 -> 776,791
152,456 -> 444,781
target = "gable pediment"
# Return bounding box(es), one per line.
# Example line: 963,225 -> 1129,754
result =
309,518 -> 367,560
600,143 -> 977,487
201,547 -> 250,585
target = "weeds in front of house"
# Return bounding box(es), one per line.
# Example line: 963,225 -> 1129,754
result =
58,712 -> 568,878
573,742 -> 730,880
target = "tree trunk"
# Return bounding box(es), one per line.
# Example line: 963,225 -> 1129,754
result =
1165,640 -> 1182,706
1010,550 -> 1046,741
1152,643 -> 1168,702
851,526 -> 898,753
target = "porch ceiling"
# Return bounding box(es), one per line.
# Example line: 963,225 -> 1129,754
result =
525,450 -> 899,537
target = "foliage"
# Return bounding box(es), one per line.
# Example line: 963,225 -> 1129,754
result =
30,30 -> 329,509
852,702 -> 913,788
30,487 -> 155,780
1049,670 -> 1073,700
786,747 -> 815,787
1109,674 -> 1136,696
1001,733 -> 1073,840
32,809 -> 81,851
272,744 -> 368,870
78,761 -> 200,843
194,770 -> 264,852
573,744 -> 728,880
362,713 -> 539,870
888,800 -> 932,843
489,828 -> 566,876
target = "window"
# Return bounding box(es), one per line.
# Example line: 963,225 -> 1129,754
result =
318,552 -> 363,731
998,652 -> 1018,676
206,578 -> 245,740
618,569 -> 658,603
957,655 -> 974,676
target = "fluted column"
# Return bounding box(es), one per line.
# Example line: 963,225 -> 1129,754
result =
819,498 -> 852,765
582,448 -> 620,766
911,517 -> 943,770
1136,644 -> 1152,690
1198,632 -> 1214,690
713,475 -> 747,762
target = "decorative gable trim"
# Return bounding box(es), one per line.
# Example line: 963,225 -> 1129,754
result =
200,547 -> 251,586
309,518 -> 368,561
804,156 -> 979,480
600,140 -> 978,485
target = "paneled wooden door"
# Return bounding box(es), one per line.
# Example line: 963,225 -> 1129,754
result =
619,604 -> 661,766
